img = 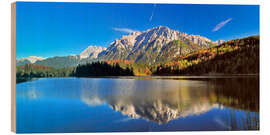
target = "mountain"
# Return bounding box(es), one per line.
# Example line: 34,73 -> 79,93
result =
80,46 -> 106,59
16,59 -> 32,66
183,34 -> 212,47
17,46 -> 105,68
213,40 -> 225,45
16,56 -> 45,66
99,26 -> 221,64
183,35 -> 224,47
35,55 -> 81,68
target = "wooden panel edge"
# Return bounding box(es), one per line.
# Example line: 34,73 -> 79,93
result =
11,2 -> 16,133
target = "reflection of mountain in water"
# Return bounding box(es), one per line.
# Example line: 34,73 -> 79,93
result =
80,79 -> 220,124
80,77 -> 259,124
110,99 -> 219,124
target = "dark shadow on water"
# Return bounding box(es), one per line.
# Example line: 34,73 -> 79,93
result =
16,77 -> 39,84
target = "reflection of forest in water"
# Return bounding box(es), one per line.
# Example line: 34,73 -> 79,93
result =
209,77 -> 259,130
17,76 -> 259,130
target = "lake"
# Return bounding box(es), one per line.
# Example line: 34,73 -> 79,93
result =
16,76 -> 259,133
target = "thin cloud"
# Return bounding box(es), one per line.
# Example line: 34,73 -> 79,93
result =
114,117 -> 134,123
212,18 -> 232,32
149,3 -> 157,22
112,27 -> 138,33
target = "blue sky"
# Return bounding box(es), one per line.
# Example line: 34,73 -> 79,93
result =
16,2 -> 259,59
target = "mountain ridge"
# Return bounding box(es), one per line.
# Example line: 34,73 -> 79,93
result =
17,26 -> 226,67
16,56 -> 45,66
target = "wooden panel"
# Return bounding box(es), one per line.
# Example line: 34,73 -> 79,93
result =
11,2 -> 16,133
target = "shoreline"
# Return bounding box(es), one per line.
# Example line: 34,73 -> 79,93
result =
16,74 -> 259,83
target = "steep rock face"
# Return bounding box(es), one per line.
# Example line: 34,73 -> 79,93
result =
100,26 -> 183,63
99,32 -> 141,60
156,40 -> 201,62
127,26 -> 181,63
80,46 -> 106,59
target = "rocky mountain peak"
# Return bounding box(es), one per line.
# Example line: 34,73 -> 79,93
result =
17,56 -> 45,63
100,26 -> 225,63
80,45 -> 106,59
144,26 -> 176,37
100,32 -> 142,60
133,26 -> 180,48
93,26 -> 226,64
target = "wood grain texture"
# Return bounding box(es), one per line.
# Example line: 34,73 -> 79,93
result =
11,2 -> 16,133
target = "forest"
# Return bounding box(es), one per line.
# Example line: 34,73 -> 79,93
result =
74,62 -> 134,77
153,35 -> 259,75
16,64 -> 74,83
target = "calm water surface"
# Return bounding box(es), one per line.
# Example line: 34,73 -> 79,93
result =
16,76 -> 259,133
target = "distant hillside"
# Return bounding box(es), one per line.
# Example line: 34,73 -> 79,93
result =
34,55 -> 81,68
16,64 -> 74,83
153,36 -> 259,75
16,59 -> 32,66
